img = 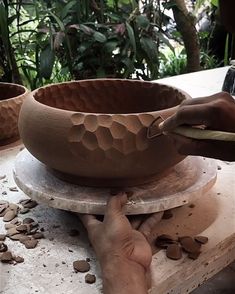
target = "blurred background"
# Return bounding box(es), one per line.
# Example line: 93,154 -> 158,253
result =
0,0 -> 234,89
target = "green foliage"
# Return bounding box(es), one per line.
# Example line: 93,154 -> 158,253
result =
160,49 -> 220,78
0,0 -> 226,88
159,51 -> 187,78
4,0 -> 173,88
211,0 -> 218,7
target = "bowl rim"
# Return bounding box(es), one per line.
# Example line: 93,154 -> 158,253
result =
29,78 -> 192,116
0,82 -> 28,102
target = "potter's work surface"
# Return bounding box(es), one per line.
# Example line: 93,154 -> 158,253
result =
14,149 -> 217,215
1,67 -> 235,294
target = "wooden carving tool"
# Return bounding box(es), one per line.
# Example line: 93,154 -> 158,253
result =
147,116 -> 235,142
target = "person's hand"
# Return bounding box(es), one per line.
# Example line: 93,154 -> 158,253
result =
79,194 -> 163,294
129,211 -> 163,240
80,193 -> 152,270
160,92 -> 235,161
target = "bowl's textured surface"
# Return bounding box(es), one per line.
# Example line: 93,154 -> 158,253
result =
19,79 -> 191,187
0,83 -> 28,143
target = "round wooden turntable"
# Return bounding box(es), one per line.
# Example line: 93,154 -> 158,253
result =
13,149 -> 217,215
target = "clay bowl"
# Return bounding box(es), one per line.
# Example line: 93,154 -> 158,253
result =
0,82 -> 28,145
19,79 -> 191,187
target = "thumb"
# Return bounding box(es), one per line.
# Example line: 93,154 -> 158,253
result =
138,212 -> 163,238
159,115 -> 177,132
106,193 -> 127,216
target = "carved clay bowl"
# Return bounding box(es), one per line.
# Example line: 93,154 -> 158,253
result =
19,79 -> 191,187
0,82 -> 28,144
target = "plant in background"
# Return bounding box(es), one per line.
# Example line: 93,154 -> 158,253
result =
0,0 -> 22,83
40,0 -> 168,81
193,0 -> 234,66
5,0 -> 175,88
159,49 -> 187,77
1,0 -> 230,89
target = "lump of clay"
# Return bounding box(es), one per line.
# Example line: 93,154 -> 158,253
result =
73,260 -> 90,273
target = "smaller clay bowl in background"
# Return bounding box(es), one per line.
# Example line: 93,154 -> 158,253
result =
19,79 -> 191,187
0,82 -> 28,145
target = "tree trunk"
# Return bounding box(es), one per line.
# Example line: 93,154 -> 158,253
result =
170,0 -> 201,72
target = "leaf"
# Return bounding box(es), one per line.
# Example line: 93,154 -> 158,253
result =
61,0 -> 77,19
75,62 -> 83,71
194,0 -> 205,12
54,31 -> 65,50
115,23 -> 126,35
140,37 -> 158,62
80,24 -> 93,35
131,0 -> 138,9
8,15 -> 17,25
121,57 -> 135,76
125,22 -> 136,56
211,0 -> 218,7
105,12 -> 121,21
162,1 -> 177,10
104,40 -> 118,52
78,42 -> 91,53
224,33 -> 229,65
40,45 -> 55,79
48,11 -> 65,32
93,31 -> 107,43
157,32 -> 175,52
96,67 -> 106,78
0,2 -> 9,51
159,52 -> 168,62
0,65 -> 4,77
136,15 -> 149,29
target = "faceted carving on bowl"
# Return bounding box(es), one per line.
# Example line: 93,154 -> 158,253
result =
19,79 -> 192,187
69,113 -> 153,157
0,83 -> 28,143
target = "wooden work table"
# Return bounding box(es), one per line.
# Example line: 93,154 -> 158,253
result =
1,66 -> 235,294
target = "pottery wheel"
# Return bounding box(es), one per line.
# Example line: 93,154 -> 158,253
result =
13,149 -> 217,215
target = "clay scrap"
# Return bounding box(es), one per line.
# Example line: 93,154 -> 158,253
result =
0,199 -> 43,265
0,250 -> 24,264
155,234 -> 208,260
73,259 -> 97,284
73,260 -> 90,273
85,274 -> 96,284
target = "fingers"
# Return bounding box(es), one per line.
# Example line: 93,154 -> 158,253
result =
138,212 -> 164,238
159,92 -> 234,132
129,215 -> 146,230
168,133 -> 235,161
79,214 -> 101,230
180,92 -> 232,107
159,104 -> 211,132
106,193 -> 127,216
